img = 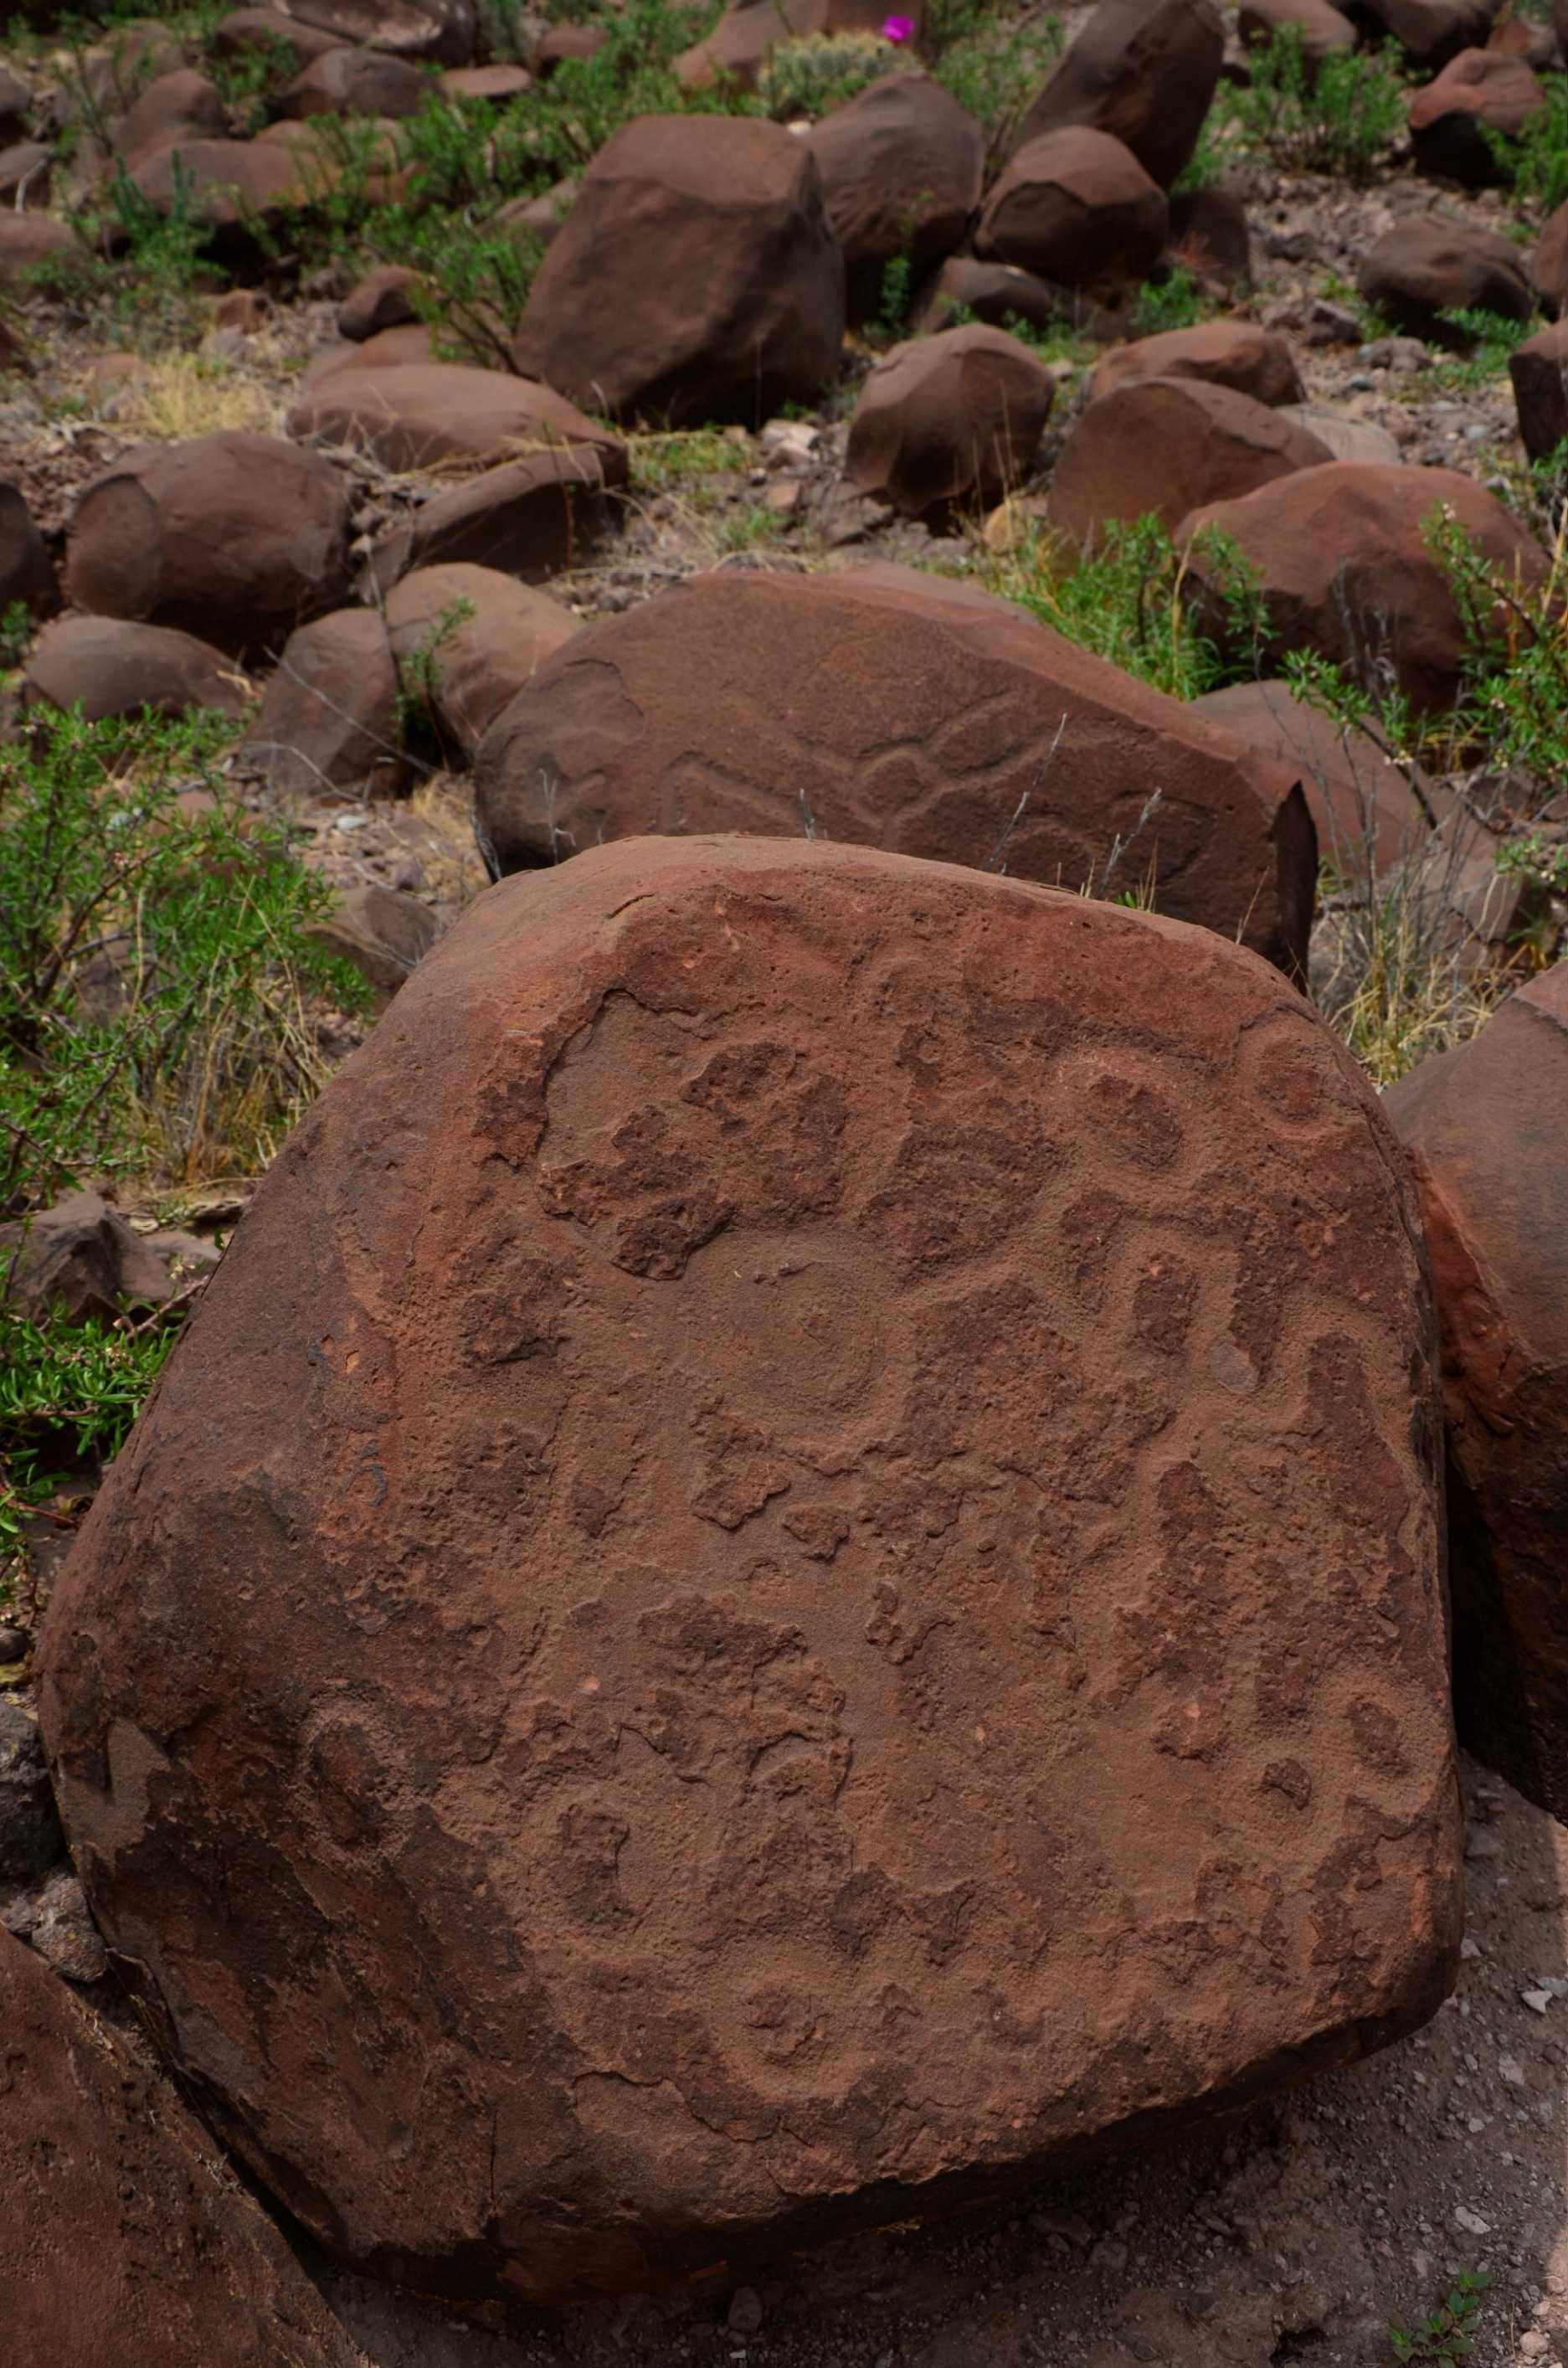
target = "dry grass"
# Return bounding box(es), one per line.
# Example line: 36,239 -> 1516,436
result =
85,349 -> 288,443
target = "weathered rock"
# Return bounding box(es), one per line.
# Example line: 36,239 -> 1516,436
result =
442,63 -> 532,100
1178,462 -> 1550,712
384,561 -> 578,754
1537,196 -> 1568,317
39,829 -> 1461,2304
111,67 -> 225,170
0,479 -> 56,618
0,1703 -> 63,1885
275,0 -> 477,61
305,879 -> 440,998
472,566 -> 1314,975
493,178 -> 576,251
1191,678 -> 1441,874
846,325 -> 1054,522
244,609 -> 404,796
1357,0 -> 1499,69
210,6 -> 348,69
0,1190 -> 187,1326
0,140 -> 51,208
1048,377 -> 1331,544
807,73 -> 984,320
3,1925 -> 365,2365
66,431 -> 354,651
909,255 -> 1124,342
0,211 -> 74,287
280,42 -> 429,115
286,359 -> 623,472
1088,321 -> 1303,406
1167,183 -> 1254,288
337,260 -> 422,337
362,445 -> 625,593
1016,0 -> 1224,188
1239,0 -> 1357,62
676,0 -> 905,93
0,64 -> 33,142
1509,318 -> 1568,461
1406,47 -> 1545,184
1358,216 -> 1535,333
25,616 -> 251,721
1385,963 -> 1568,1820
302,321 -> 438,382
510,114 -> 846,425
1278,405 -> 1402,465
129,135 -> 331,231
975,126 -> 1168,293
531,20 -> 609,73
25,1868 -> 109,1984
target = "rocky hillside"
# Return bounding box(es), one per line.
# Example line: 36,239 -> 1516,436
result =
3,2 -> 1568,2365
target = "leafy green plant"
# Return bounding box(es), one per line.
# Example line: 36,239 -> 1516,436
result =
1424,501 -> 1568,780
1221,25 -> 1408,180
1130,265 -> 1211,337
757,29 -> 894,121
982,512 -> 1268,701
393,595 -> 476,735
49,157 -> 217,347
1485,72 -> 1568,220
0,603 -> 31,672
1429,304 -> 1534,388
1387,2268 -> 1492,2362
0,708 -> 371,1210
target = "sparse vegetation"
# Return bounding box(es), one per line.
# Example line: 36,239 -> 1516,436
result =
1387,2267 -> 1492,2362
1216,25 -> 1410,181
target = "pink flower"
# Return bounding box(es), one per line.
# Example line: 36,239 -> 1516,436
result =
882,13 -> 914,39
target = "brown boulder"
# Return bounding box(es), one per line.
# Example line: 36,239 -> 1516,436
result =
1177,461 -> 1550,713
909,255 -> 1125,342
243,608 -> 404,795
1015,0 -> 1224,188
846,324 -> 1054,521
1190,678 -> 1442,875
676,0 -> 906,93
65,431 -> 353,653
1168,183 -> 1255,289
305,878 -> 439,999
111,68 -> 226,170
286,360 -> 622,473
1406,48 -> 1546,185
509,114 -> 846,425
1239,0 -> 1357,60
275,0 -> 476,61
0,1189 -> 182,1326
1536,197 -> 1568,317
442,63 -> 533,100
1385,964 -> 1568,1819
471,565 -> 1315,976
974,126 -> 1168,294
1088,321 -> 1303,406
806,73 -> 984,321
1358,217 -> 1535,334
337,260 -> 421,337
303,321 -> 437,381
1278,405 -> 1402,465
0,65 -> 33,142
3,1928 -> 362,2367
1046,377 -> 1331,545
362,445 -> 625,592
279,43 -> 429,115
384,561 -> 578,754
0,479 -> 56,617
0,212 -> 74,287
1508,317 -> 1568,461
25,616 -> 252,721
1358,0 -> 1500,68
0,142 -> 52,209
39,829 -> 1460,2304
129,135 -> 329,230
210,7 -> 348,68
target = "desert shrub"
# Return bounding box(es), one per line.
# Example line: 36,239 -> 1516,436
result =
0,708 -> 370,1213
46,159 -> 218,347
1130,265 -> 1214,337
1486,72 -> 1568,219
928,0 -> 1065,164
1220,27 -> 1408,180
757,31 -> 896,121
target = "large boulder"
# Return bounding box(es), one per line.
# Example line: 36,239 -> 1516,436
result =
3,1926 -> 362,2367
510,115 -> 846,425
974,126 -> 1167,293
1357,0 -> 1500,69
1046,377 -> 1332,544
278,43 -> 429,115
383,562 -> 578,755
243,607 -> 404,796
128,135 -> 331,231
1406,47 -> 1546,184
471,567 -> 1315,976
1537,196 -> 1568,317
285,360 -> 625,473
1015,0 -> 1224,188
65,431 -> 353,652
1385,965 -> 1568,1820
361,446 -> 625,591
111,68 -> 226,171
1190,678 -> 1441,875
25,616 -> 252,721
806,73 -> 984,322
1358,217 -> 1535,334
1508,318 -> 1568,461
1177,462 -> 1550,713
1087,321 -> 1303,407
846,324 -> 1054,520
39,831 -> 1462,2306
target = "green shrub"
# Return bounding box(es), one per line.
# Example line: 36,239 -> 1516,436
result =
1221,27 -> 1408,179
0,708 -> 371,1211
1485,71 -> 1568,219
1130,265 -> 1212,337
928,0 -> 1065,164
757,30 -> 895,121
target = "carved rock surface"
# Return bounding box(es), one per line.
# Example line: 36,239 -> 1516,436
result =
3,1926 -> 362,2366
470,565 -> 1317,978
40,834 -> 1462,2305
1385,964 -> 1568,1820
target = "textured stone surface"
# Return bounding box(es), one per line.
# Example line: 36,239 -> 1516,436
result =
25,616 -> 251,722
0,477 -> 57,617
65,430 -> 352,651
244,607 -> 404,796
807,73 -> 984,321
1358,217 -> 1535,334
846,324 -> 1054,520
1178,461 -> 1550,713
1016,0 -> 1224,188
470,564 -> 1316,977
1406,46 -> 1545,184
40,833 -> 1461,2305
1087,322 -> 1303,408
361,447 -> 625,593
3,1926 -> 362,2366
510,114 -> 846,425
0,1702 -> 63,1885
384,562 -> 578,755
285,360 -> 622,473
1046,376 -> 1330,544
1509,319 -> 1568,463
975,126 -> 1167,291
1386,965 -> 1568,1822
1190,679 -> 1442,876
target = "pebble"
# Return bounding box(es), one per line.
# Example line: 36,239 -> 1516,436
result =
1453,2206 -> 1491,2237
727,2288 -> 763,2336
0,1626 -> 26,1663
1523,1989 -> 1552,2014
1500,2057 -> 1527,2087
